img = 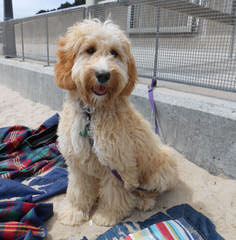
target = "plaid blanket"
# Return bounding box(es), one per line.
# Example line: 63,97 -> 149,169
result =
0,114 -> 65,180
0,200 -> 53,240
0,114 -> 67,240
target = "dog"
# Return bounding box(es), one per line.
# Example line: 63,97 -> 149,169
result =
54,19 -> 178,226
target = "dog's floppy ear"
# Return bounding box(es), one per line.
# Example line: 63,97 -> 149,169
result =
121,51 -> 138,96
54,37 -> 76,90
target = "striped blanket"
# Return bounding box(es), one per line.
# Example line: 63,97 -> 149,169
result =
84,204 -> 224,240
125,218 -> 201,240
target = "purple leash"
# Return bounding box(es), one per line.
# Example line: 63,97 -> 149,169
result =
111,169 -> 147,192
80,83 -> 160,191
148,78 -> 159,135
111,79 -> 160,191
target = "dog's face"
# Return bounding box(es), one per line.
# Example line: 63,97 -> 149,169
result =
55,19 -> 138,107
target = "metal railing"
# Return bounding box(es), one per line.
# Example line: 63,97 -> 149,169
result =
1,0 -> 236,92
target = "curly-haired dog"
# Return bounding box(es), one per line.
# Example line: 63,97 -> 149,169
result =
55,19 -> 178,226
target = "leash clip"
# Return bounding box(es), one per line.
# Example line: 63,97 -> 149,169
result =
148,77 -> 157,92
148,77 -> 159,135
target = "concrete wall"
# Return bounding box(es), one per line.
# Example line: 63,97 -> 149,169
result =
132,84 -> 236,178
0,58 -> 65,109
0,57 -> 235,179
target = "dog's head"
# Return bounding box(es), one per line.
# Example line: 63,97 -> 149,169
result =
54,19 -> 138,107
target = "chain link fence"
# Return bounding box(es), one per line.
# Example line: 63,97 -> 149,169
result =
1,0 -> 236,92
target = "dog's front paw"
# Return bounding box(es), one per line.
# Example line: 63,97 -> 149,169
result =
92,208 -> 123,226
136,197 -> 156,211
58,203 -> 89,226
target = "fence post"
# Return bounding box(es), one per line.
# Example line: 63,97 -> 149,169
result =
85,5 -> 91,19
45,16 -> 50,66
20,22 -> 25,61
153,0 -> 161,79
83,6 -> 87,20
151,1 -> 164,139
2,21 -> 16,58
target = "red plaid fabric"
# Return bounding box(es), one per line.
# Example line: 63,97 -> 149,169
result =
0,114 -> 63,239
0,114 -> 64,179
0,200 -> 52,240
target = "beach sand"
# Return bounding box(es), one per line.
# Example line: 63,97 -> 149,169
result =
0,84 -> 235,240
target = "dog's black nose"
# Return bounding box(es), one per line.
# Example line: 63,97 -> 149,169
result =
95,71 -> 110,84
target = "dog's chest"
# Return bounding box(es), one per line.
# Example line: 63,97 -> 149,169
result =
77,107 -> 113,166
69,109 -> 106,174
72,105 -> 97,150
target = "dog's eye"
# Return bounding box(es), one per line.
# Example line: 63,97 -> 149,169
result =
87,47 -> 96,54
110,49 -> 118,57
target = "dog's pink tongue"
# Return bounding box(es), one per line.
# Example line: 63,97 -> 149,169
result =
95,85 -> 106,94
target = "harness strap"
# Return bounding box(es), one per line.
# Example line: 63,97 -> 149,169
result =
78,83 -> 160,192
111,169 -> 147,192
110,78 -> 159,192
78,103 -> 147,191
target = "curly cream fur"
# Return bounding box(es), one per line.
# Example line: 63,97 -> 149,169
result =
55,19 -> 178,226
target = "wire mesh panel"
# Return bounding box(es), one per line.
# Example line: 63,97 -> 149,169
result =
125,0 -> 236,91
87,2 -> 128,31
88,2 -> 158,77
0,43 -> 2,55
48,7 -> 85,63
0,27 -> 3,55
127,4 -> 158,77
14,23 -> 23,58
5,0 -> 236,91
22,18 -> 48,62
0,23 -> 3,55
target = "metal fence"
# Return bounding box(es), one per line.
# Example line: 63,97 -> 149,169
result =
1,0 -> 236,92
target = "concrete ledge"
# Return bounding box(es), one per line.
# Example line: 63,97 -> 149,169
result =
0,57 -> 236,178
132,85 -> 236,178
0,57 -> 65,110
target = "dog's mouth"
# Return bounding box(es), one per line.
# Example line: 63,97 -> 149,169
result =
92,85 -> 107,96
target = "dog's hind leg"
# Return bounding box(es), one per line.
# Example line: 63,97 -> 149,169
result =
92,171 -> 137,226
59,167 -> 98,226
140,145 -> 178,195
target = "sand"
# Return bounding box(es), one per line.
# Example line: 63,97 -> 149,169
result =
0,83 -> 235,240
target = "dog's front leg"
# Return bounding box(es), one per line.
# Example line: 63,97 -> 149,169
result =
97,152 -> 139,191
94,133 -> 140,190
59,167 -> 98,226
92,171 -> 137,226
